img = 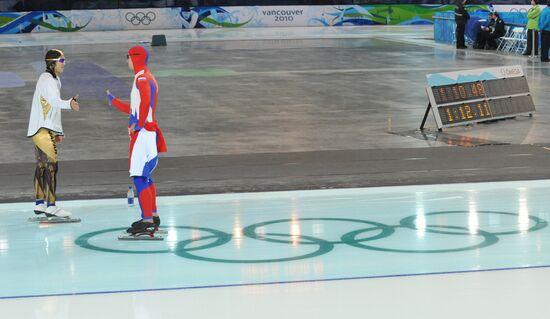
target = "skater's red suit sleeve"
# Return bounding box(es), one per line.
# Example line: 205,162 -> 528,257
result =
110,96 -> 131,114
135,75 -> 152,130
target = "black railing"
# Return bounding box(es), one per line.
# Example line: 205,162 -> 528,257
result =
433,15 -> 527,27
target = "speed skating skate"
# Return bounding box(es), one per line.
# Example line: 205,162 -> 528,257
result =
28,205 -> 81,223
118,220 -> 163,240
128,216 -> 167,234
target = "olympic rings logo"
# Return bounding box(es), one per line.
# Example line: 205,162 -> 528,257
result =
75,211 -> 547,264
125,12 -> 156,26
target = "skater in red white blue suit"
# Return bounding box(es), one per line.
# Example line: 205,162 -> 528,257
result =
106,45 -> 167,235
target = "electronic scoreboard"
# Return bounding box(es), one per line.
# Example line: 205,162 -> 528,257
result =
421,65 -> 535,130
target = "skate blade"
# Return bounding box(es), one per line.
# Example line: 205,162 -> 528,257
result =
39,217 -> 81,224
118,234 -> 164,241
28,216 -> 49,222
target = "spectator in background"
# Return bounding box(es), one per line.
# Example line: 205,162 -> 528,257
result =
539,0 -> 550,61
524,0 -> 541,56
474,12 -> 506,50
455,0 -> 470,49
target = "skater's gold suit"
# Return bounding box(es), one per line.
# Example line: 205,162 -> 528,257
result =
32,128 -> 58,205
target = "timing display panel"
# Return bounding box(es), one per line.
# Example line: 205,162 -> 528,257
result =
437,100 -> 491,125
431,81 -> 485,104
425,66 -> 535,129
488,95 -> 535,117
483,76 -> 530,97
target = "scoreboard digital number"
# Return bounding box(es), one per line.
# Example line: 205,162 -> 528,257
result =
423,66 -> 535,130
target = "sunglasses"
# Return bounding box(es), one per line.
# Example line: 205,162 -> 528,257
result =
47,58 -> 66,64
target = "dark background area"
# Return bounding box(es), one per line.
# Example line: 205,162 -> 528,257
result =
0,0 -> 531,11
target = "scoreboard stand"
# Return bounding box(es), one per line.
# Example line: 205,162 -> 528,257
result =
420,102 -> 439,131
420,65 -> 535,131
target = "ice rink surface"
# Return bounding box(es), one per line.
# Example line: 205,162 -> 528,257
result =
3,180 -> 550,318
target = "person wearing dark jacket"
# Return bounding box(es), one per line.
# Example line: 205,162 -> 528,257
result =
455,0 -> 470,49
475,12 -> 506,49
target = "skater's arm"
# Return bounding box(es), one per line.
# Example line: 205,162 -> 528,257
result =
106,90 -> 131,114
135,76 -> 152,130
43,77 -> 72,110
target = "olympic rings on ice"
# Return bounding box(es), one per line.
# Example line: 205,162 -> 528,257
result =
75,211 -> 547,263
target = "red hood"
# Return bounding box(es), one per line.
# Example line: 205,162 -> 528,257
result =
128,45 -> 148,74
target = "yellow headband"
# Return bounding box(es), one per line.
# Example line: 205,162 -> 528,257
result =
45,49 -> 64,61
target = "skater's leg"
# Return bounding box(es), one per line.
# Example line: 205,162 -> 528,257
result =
128,129 -> 161,233
43,161 -> 58,207
133,176 -> 154,221
32,129 -> 57,206
42,160 -> 71,217
32,129 -> 72,217
130,180 -> 159,228
32,129 -> 58,213
33,145 -> 47,212
148,178 -> 160,229
148,178 -> 157,216
127,177 -> 157,235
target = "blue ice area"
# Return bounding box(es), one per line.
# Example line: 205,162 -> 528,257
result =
31,61 -> 130,100
1,180 -> 550,299
0,72 -> 25,88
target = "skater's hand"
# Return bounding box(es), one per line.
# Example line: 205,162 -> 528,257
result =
55,135 -> 63,144
106,89 -> 113,108
129,123 -> 136,135
70,95 -> 80,111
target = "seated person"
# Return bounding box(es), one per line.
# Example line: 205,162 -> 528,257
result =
474,12 -> 506,49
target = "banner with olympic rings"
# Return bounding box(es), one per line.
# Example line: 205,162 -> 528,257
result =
0,5 -> 535,34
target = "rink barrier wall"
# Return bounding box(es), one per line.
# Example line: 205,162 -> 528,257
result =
0,4 -> 534,34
